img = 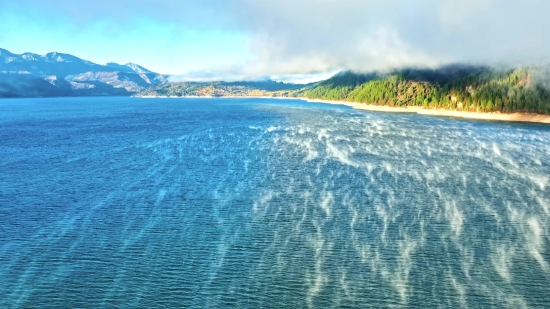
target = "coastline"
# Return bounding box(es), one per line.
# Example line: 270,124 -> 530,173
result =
303,99 -> 550,124
303,99 -> 423,113
134,95 -> 550,124
417,109 -> 550,124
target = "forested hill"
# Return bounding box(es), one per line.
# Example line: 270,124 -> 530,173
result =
137,65 -> 550,115
137,80 -> 309,97
301,65 -> 550,114
3,44 -> 550,115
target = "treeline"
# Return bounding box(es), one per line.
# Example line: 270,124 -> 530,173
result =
305,71 -> 377,100
136,65 -> 550,114
303,66 -> 550,114
347,76 -> 436,107
137,80 -> 306,97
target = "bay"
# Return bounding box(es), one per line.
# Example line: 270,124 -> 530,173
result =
1,97 -> 549,308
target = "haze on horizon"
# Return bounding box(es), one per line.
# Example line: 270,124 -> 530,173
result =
1,0 -> 548,83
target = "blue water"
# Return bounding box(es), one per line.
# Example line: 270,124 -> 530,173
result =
1,97 -> 550,308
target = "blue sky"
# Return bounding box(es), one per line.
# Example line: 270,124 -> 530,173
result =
0,1 -> 251,76
1,0 -> 549,82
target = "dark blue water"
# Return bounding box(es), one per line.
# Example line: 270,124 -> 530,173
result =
1,97 -> 549,308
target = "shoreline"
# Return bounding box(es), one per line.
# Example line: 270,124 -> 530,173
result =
134,95 -> 550,124
304,98 -> 550,124
303,99 -> 424,113
303,99 -> 550,124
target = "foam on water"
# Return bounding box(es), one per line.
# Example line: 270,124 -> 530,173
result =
1,97 -> 550,308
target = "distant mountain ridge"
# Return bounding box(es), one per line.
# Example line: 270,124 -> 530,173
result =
0,48 -> 166,97
3,47 -> 550,116
138,64 -> 550,115
138,80 -> 311,97
104,62 -> 153,74
0,48 -> 154,75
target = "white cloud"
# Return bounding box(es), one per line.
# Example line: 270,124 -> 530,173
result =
10,0 -> 550,79
233,0 -> 549,74
193,0 -> 550,80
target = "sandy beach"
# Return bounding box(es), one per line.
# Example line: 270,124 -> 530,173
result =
417,109 -> 550,124
304,98 -> 550,124
304,99 -> 423,113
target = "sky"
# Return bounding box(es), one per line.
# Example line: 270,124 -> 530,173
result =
1,0 -> 549,83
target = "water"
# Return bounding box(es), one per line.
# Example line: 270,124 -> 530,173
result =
1,97 -> 549,308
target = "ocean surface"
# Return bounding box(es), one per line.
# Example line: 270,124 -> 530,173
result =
1,97 -> 550,308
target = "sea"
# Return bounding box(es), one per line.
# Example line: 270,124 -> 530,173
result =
1,97 -> 549,308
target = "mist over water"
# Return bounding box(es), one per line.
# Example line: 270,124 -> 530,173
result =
1,97 -> 549,308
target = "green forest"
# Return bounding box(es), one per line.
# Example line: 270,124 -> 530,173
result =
302,66 -> 550,114
136,65 -> 550,115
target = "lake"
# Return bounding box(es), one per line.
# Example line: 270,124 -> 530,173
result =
1,97 -> 549,308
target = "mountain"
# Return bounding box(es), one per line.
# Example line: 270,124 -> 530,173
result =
3,46 -> 549,115
138,64 -> 550,115
0,48 -> 166,97
104,62 -> 153,74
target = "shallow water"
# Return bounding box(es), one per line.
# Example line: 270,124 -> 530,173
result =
1,97 -> 549,308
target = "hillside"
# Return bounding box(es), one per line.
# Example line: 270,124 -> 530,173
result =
0,48 -> 166,97
301,66 -> 550,114
136,64 -> 550,115
137,80 -> 308,97
3,46 -> 550,116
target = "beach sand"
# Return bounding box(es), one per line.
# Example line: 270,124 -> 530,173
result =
304,99 -> 550,124
304,99 -> 423,113
417,109 -> 550,123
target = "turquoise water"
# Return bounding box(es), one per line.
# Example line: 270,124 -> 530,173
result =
1,97 -> 549,308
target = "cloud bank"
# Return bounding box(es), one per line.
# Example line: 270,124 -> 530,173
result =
7,0 -> 550,80
228,0 -> 550,78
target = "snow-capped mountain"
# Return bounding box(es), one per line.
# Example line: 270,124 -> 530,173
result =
0,48 -> 167,97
